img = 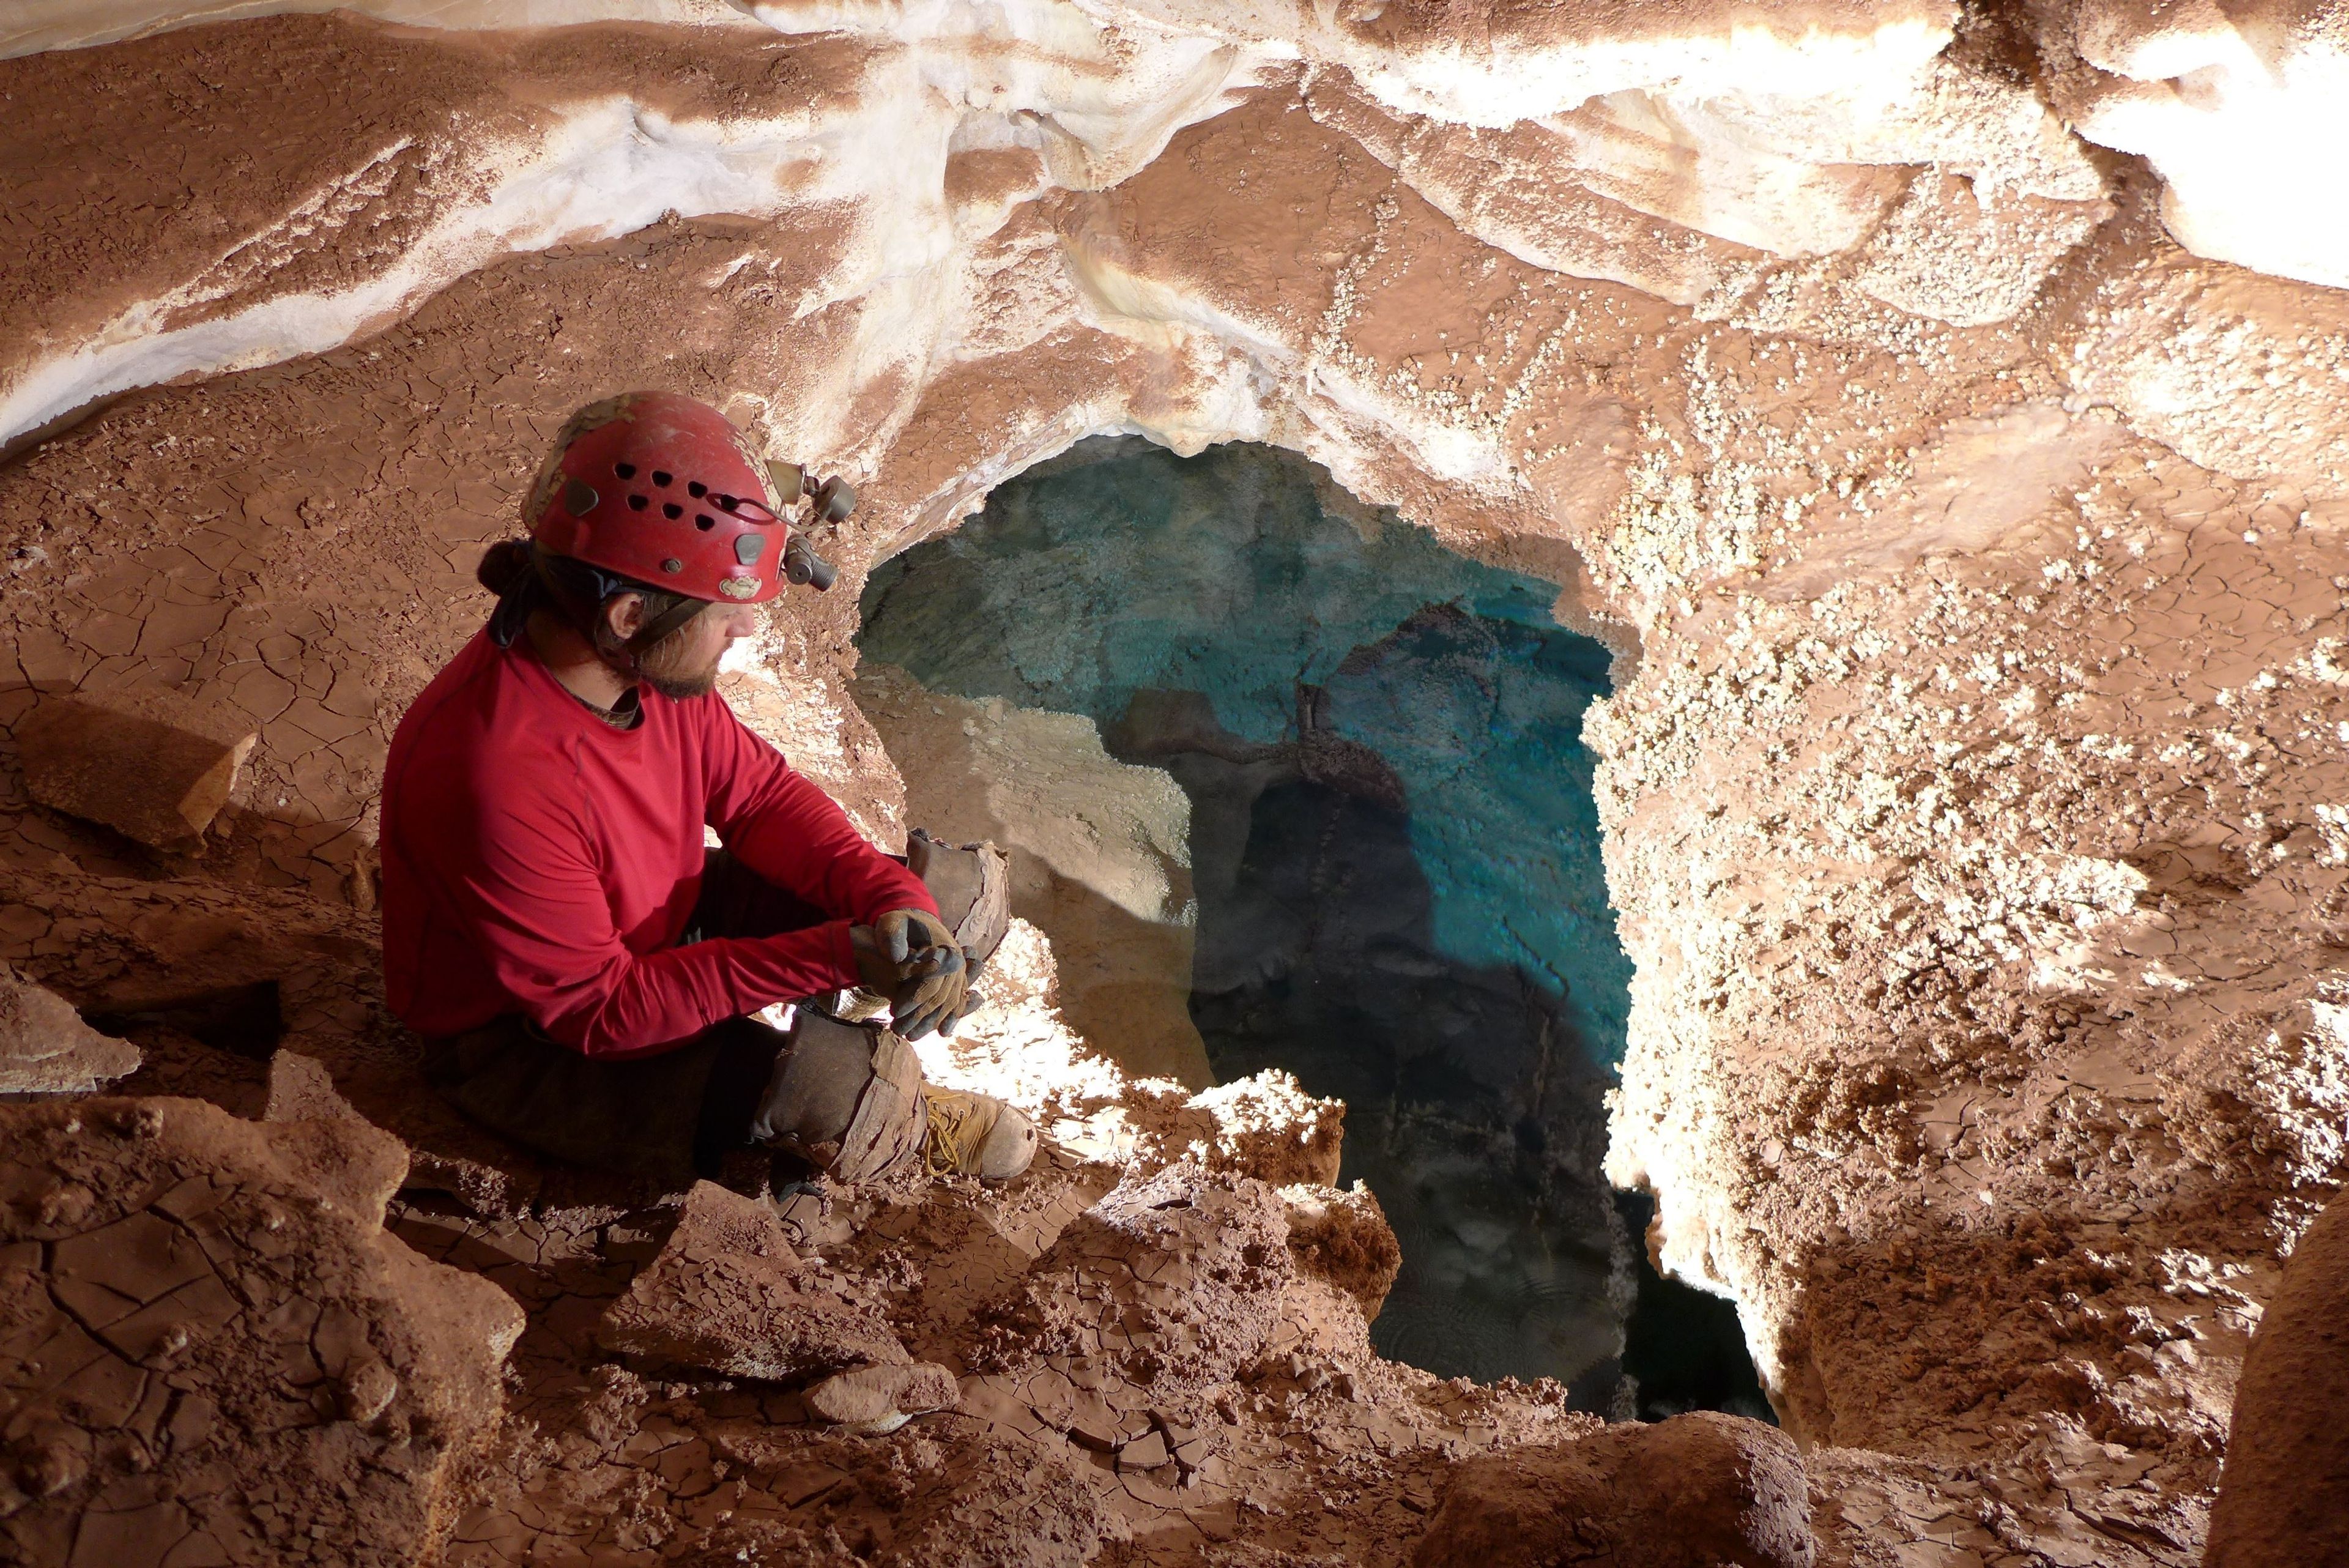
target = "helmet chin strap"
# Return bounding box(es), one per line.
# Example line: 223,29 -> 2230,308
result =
622,593 -> 709,661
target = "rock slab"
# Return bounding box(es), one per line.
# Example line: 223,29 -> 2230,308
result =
597,1179 -> 911,1380
15,696 -> 256,847
0,957 -> 138,1093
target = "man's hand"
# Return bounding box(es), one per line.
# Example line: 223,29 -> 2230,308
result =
850,908 -> 976,1041
874,908 -> 953,968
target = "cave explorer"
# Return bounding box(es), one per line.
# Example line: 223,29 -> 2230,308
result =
376,391 -> 1037,1196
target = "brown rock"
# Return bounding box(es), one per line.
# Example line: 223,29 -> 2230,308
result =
256,1053 -> 412,1219
338,1359 -> 401,1424
15,696 -> 257,847
264,1046 -> 364,1125
804,1361 -> 960,1432
0,1095 -> 522,1568
0,959 -> 138,1093
1015,1162 -> 1295,1394
1412,1412 -> 1814,1568
1282,1181 -> 1403,1320
596,1180 -> 911,1380
2206,1189 -> 2349,1568
1118,1430 -> 1170,1471
1187,1071 -> 1345,1186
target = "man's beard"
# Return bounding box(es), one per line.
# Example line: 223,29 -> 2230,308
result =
636,623 -> 723,700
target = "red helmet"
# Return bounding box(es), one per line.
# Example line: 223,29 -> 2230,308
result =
522,392 -> 787,604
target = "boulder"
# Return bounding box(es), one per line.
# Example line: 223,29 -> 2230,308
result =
0,958 -> 139,1093
1412,1411 -> 1815,1568
15,695 -> 257,847
2205,1189 -> 2349,1568
0,1096 -> 521,1568
1015,1162 -> 1293,1392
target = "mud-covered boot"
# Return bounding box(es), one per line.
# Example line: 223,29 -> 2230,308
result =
918,1084 -> 1038,1180
905,828 -> 1011,971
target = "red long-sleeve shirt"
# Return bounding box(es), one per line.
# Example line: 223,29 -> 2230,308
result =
378,628 -> 935,1058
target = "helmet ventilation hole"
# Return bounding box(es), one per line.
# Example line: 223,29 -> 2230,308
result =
615,462 -> 637,479
688,481 -> 707,498
653,470 -> 673,487
696,514 -> 716,531
627,494 -> 648,511
662,502 -> 684,520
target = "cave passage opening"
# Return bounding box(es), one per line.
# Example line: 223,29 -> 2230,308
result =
855,436 -> 1766,1419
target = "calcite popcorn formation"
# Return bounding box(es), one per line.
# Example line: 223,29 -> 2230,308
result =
0,0 -> 2347,1564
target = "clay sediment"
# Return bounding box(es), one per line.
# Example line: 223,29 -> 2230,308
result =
2,1 -> 2347,1562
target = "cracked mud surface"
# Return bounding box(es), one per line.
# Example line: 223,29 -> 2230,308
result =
4,0 -> 2349,1562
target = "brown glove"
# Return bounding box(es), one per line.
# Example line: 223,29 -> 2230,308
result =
850,908 -> 974,1041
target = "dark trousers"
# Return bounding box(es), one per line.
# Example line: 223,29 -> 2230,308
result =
420,851 -> 829,1186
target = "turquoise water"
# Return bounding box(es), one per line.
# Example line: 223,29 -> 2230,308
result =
858,439 -> 1632,1069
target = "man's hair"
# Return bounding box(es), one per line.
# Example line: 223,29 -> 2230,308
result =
478,538 -> 703,661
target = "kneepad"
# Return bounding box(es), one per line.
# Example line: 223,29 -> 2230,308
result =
749,1011 -> 928,1183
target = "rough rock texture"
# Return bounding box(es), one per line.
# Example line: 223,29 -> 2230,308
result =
2203,1188 -> 2349,1568
1180,1072 -> 1346,1188
596,1179 -> 918,1382
803,1361 -> 961,1432
262,1045 -> 369,1128
1,0 -> 2347,1562
14,696 -> 255,848
1414,1411 -> 1816,1568
986,1163 -> 1294,1396
1281,1182 -> 1403,1320
378,967 -> 1606,1566
0,958 -> 138,1094
0,1096 -> 522,1568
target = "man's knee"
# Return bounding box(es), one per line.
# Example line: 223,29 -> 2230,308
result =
749,1010 -> 1036,1183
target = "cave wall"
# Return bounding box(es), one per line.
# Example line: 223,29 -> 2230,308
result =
5,1 -> 2349,1558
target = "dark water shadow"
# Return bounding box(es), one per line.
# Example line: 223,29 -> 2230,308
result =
1123,707 -> 1630,1393
1613,1189 -> 1776,1424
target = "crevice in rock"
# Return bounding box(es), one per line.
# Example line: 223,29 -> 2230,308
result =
856,434 -> 1767,1409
